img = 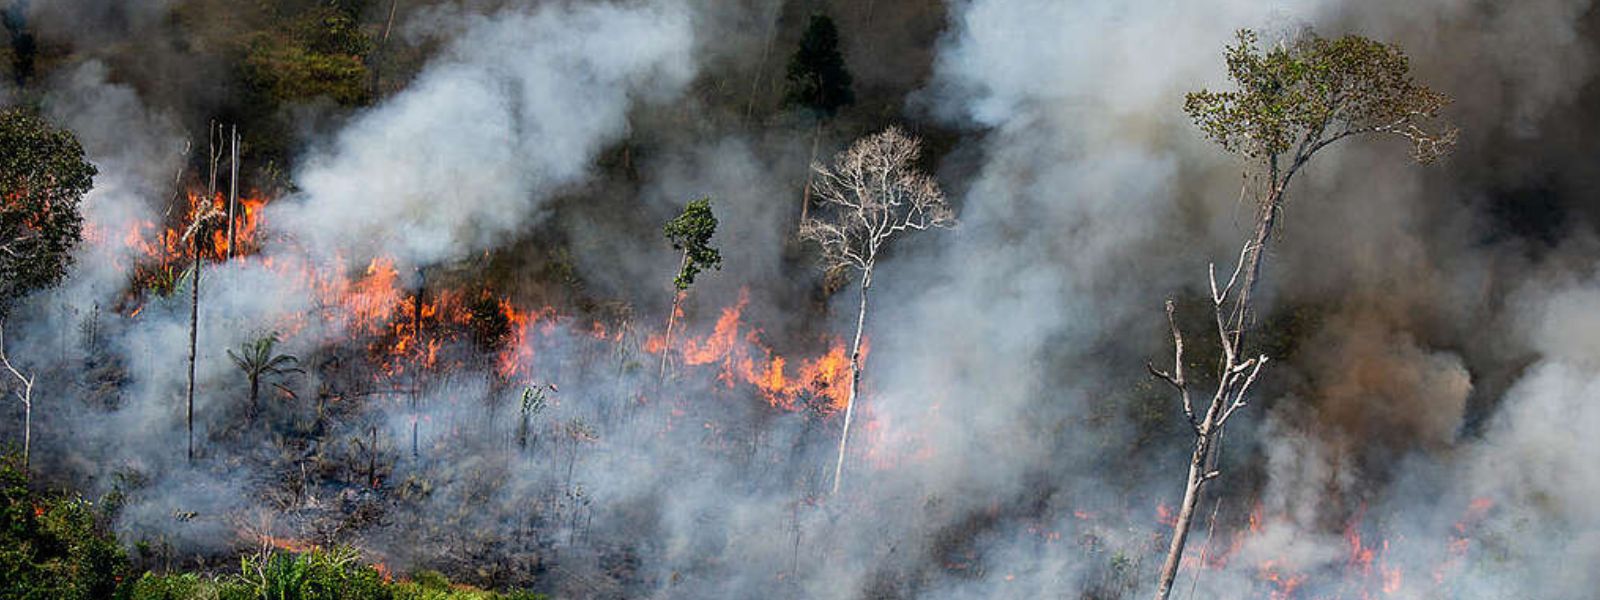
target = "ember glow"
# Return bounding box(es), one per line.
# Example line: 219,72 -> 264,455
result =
647,289 -> 863,412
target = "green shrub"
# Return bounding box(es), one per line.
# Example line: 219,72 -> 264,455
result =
233,547 -> 388,600
127,572 -> 219,600
0,452 -> 130,600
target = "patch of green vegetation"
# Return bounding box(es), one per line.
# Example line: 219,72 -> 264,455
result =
1,453 -> 544,600
241,7 -> 374,107
0,452 -> 130,599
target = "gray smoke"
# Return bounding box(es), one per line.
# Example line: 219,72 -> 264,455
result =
4,0 -> 1600,598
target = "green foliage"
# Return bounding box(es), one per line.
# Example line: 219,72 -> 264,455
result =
389,568 -> 546,599
0,453 -> 131,600
242,7 -> 374,107
130,549 -> 549,600
784,14 -> 854,116
127,572 -> 211,600
1183,29 -> 1455,165
662,197 -> 722,291
233,547 -> 388,600
227,332 -> 304,412
0,109 -> 96,314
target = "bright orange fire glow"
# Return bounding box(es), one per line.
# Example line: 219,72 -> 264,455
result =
256,534 -> 317,554
646,288 -> 864,413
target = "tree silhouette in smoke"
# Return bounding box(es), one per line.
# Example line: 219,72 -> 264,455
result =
1149,29 -> 1456,600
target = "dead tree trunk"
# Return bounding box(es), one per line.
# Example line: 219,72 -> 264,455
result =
186,124 -> 223,462
186,235 -> 201,462
226,126 -> 238,260
1149,244 -> 1268,600
830,266 -> 872,495
0,321 -> 35,475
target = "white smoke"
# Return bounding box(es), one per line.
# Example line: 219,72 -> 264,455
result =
271,0 -> 697,270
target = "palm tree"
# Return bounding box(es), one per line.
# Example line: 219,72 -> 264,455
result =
227,333 -> 303,419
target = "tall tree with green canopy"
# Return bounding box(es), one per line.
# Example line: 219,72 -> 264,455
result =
0,108 -> 95,474
658,197 -> 722,381
1147,29 -> 1456,600
784,14 -> 854,117
0,109 -> 95,312
785,14 -> 855,226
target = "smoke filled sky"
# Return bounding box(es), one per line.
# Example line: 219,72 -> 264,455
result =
2,0 -> 1599,598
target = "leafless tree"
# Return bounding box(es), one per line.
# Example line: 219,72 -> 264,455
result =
800,126 -> 954,495
183,124 -> 226,462
0,321 -> 35,474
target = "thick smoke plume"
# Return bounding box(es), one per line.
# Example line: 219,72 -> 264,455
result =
3,0 -> 1600,598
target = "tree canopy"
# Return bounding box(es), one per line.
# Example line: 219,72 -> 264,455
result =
800,126 -> 954,278
663,197 -> 722,291
1184,29 -> 1456,169
784,14 -> 854,117
0,109 -> 95,315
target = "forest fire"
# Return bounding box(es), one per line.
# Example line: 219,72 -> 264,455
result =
1139,495 -> 1498,598
7,2 -> 1588,598
111,189 -> 862,416
255,533 -> 317,554
646,289 -> 863,412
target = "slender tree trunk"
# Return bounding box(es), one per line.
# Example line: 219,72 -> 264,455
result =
800,121 -> 823,226
0,322 -> 33,475
518,413 -> 529,450
1154,187 -> 1284,600
20,391 -> 29,475
227,126 -> 238,260
248,375 -> 259,420
744,0 -> 779,122
411,271 -> 423,458
830,267 -> 872,495
1154,430 -> 1213,599
368,425 -> 378,488
370,0 -> 400,99
1230,187 -> 1283,342
658,251 -> 689,382
187,238 -> 200,462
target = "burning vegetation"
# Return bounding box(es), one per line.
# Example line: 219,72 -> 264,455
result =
0,1 -> 1593,599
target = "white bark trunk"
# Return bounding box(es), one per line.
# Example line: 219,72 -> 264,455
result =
1155,431 -> 1211,599
831,267 -> 872,495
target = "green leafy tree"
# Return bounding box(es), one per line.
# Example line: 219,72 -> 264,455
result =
1148,29 -> 1455,600
0,453 -> 129,600
0,109 -> 96,313
784,14 -> 854,117
0,108 -> 94,473
227,332 -> 304,420
785,14 -> 856,224
663,197 -> 723,292
1183,29 -> 1456,317
242,5 -> 375,107
657,197 -> 721,380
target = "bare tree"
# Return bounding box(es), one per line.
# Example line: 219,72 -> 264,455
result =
0,322 -> 34,474
1148,29 -> 1456,600
800,126 -> 954,495
183,124 -> 227,462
